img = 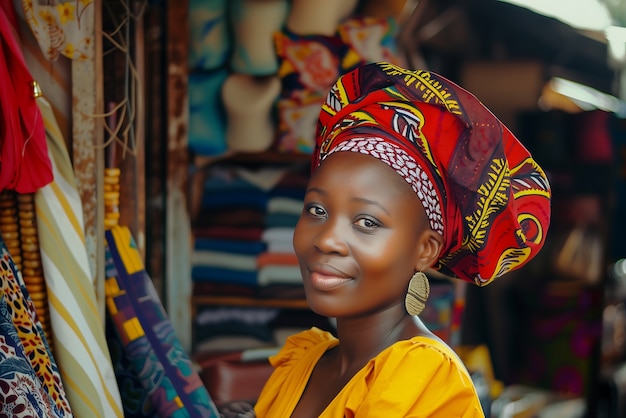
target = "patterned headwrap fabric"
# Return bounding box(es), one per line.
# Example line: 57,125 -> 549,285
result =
313,62 -> 551,285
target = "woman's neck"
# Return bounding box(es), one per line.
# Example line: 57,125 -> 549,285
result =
331,308 -> 416,374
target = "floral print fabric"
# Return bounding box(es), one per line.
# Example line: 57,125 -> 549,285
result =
22,0 -> 94,60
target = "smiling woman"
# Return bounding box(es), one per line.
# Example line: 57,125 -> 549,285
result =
294,151 -> 436,319
252,61 -> 552,418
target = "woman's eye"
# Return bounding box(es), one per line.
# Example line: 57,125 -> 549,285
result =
355,218 -> 379,228
306,205 -> 326,218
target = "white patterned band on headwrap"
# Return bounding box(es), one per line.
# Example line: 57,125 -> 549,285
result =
320,136 -> 444,235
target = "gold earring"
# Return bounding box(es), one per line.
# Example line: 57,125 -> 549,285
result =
405,271 -> 429,316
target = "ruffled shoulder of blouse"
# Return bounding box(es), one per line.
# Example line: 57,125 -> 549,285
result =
375,335 -> 468,372
339,336 -> 482,417
269,327 -> 338,368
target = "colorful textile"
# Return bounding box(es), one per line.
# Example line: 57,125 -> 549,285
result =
272,29 -> 346,153
314,62 -> 552,285
192,266 -> 258,286
419,281 -> 457,344
195,237 -> 266,255
272,20 -> 402,153
189,70 -> 229,156
104,225 -> 220,418
21,0 -> 95,60
337,16 -> 401,70
0,4 -> 52,193
254,327 -> 484,417
188,0 -> 230,70
105,315 -> 156,418
516,285 -> 603,398
0,234 -> 73,417
35,96 -> 124,417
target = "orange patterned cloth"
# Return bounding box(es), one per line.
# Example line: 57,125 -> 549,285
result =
314,62 -> 552,285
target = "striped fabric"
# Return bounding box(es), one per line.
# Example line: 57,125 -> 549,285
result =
34,96 -> 124,417
105,225 -> 220,417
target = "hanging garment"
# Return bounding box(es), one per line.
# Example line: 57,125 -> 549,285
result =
0,233 -> 73,417
0,3 -> 53,193
105,225 -> 220,418
21,0 -> 95,61
34,97 -> 124,417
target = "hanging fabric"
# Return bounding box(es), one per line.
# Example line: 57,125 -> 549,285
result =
105,225 -> 220,418
0,2 -> 53,193
20,0 -> 95,61
0,233 -> 73,417
35,97 -> 124,417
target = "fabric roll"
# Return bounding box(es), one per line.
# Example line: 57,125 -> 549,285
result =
258,265 -> 302,286
257,252 -> 299,268
192,266 -> 259,286
193,226 -> 264,241
34,97 -> 124,417
192,249 -> 257,271
267,196 -> 304,215
195,237 -> 267,255
264,212 -> 300,228
262,227 -> 295,253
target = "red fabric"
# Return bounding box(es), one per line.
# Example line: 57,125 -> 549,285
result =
313,62 -> 552,285
0,3 -> 53,193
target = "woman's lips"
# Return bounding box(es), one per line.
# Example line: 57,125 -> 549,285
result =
309,271 -> 352,291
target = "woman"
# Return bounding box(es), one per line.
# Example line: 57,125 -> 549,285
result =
253,62 -> 552,417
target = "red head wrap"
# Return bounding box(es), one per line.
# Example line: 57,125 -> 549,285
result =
313,62 -> 551,285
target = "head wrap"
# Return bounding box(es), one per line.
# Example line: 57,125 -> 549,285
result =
313,62 -> 551,285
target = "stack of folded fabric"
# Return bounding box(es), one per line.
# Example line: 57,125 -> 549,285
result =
192,163 -> 309,296
192,162 -> 312,352
194,306 -> 281,352
192,165 -> 277,294
257,163 -> 309,292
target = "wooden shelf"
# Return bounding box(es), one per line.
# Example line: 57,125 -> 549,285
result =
191,295 -> 310,310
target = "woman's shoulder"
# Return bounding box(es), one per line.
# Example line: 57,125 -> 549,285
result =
269,327 -> 338,368
373,335 -> 472,380
353,336 -> 483,416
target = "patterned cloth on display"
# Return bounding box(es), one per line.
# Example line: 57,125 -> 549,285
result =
34,96 -> 124,418
0,234 -> 73,417
104,225 -> 220,418
272,29 -> 347,153
21,0 -> 95,60
272,19 -> 402,153
314,62 -> 552,285
337,16 -> 401,71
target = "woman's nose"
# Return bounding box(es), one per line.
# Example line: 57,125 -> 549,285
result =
313,217 -> 349,255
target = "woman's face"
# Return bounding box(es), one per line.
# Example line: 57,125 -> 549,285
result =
293,151 -> 433,319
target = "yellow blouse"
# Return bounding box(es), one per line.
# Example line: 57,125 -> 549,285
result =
254,327 -> 485,417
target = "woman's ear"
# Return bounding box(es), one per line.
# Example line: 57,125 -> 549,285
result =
414,230 -> 444,270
